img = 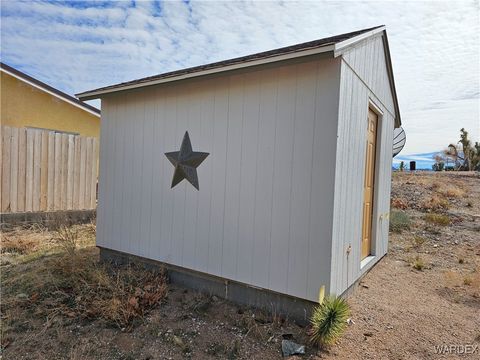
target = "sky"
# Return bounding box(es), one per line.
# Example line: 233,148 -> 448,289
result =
1,0 -> 479,165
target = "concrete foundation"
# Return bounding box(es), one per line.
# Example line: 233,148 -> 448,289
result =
100,247 -> 316,325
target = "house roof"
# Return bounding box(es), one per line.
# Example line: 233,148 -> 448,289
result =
76,25 -> 400,126
1,62 -> 100,117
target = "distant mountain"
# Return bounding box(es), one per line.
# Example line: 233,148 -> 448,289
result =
392,152 -> 441,170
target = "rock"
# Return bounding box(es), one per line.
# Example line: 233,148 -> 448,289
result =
173,335 -> 185,349
16,293 -> 29,301
281,340 -> 305,357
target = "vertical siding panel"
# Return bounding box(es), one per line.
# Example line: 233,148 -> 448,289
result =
96,100 -> 110,248
306,59 -> 340,300
332,64 -> 350,294
371,38 -> 380,95
47,132 -> 55,210
268,65 -> 296,293
194,84 -> 215,273
171,89 -> 188,265
222,75 -> 244,279
32,130 -> 41,211
25,129 -> 35,212
150,88 -> 167,260
9,127 -> 18,212
159,88 -> 177,264
208,78 -> 229,276
1,127 -> 11,212
17,128 -> 26,212
112,96 -> 127,252
139,91 -> 155,258
130,96 -> 145,257
39,130 -> 49,211
183,86 -> 203,270
287,62 -> 317,298
251,68 -> 277,288
236,74 -> 260,284
120,95 -> 136,253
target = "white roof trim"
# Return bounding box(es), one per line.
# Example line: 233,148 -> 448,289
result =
77,45 -> 335,100
333,26 -> 386,55
1,67 -> 101,117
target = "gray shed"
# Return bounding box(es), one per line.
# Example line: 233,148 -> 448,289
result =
78,25 -> 401,320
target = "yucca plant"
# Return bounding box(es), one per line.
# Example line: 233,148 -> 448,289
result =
310,294 -> 350,347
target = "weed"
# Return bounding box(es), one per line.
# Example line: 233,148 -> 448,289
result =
412,236 -> 426,249
463,277 -> 473,286
424,213 -> 450,226
310,295 -> 350,348
389,211 -> 411,233
411,256 -> 425,271
441,187 -> 465,198
1,224 -> 168,336
391,197 -> 408,210
54,225 -> 79,256
420,195 -> 450,212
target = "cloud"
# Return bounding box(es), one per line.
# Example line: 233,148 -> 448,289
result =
1,0 -> 479,154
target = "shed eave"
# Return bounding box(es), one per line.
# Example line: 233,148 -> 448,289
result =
76,45 -> 336,101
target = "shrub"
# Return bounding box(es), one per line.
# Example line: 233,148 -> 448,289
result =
310,296 -> 350,347
389,211 -> 411,233
411,256 -> 425,271
424,213 -> 450,226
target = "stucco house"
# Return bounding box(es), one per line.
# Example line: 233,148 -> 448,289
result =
1,62 -> 100,137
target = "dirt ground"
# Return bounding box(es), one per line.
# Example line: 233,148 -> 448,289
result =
1,171 -> 479,359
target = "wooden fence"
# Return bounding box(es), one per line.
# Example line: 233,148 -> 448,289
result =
1,126 -> 98,213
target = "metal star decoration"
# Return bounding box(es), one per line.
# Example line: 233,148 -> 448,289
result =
165,131 -> 209,190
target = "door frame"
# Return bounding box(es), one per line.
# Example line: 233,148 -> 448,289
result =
361,99 -> 384,264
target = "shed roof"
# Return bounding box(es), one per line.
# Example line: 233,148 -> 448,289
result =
1,62 -> 100,117
77,25 -> 400,126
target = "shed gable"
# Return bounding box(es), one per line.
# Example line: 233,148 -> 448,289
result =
339,35 -> 396,118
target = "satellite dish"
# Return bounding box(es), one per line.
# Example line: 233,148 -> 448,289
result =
392,126 -> 406,158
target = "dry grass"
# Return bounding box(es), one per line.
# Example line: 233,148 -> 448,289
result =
391,197 -> 408,210
424,213 -> 450,226
440,186 -> 465,198
444,268 -> 480,289
420,194 -> 450,212
1,223 -> 168,350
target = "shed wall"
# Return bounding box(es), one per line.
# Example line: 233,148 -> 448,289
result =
330,36 -> 395,295
97,57 -> 341,302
